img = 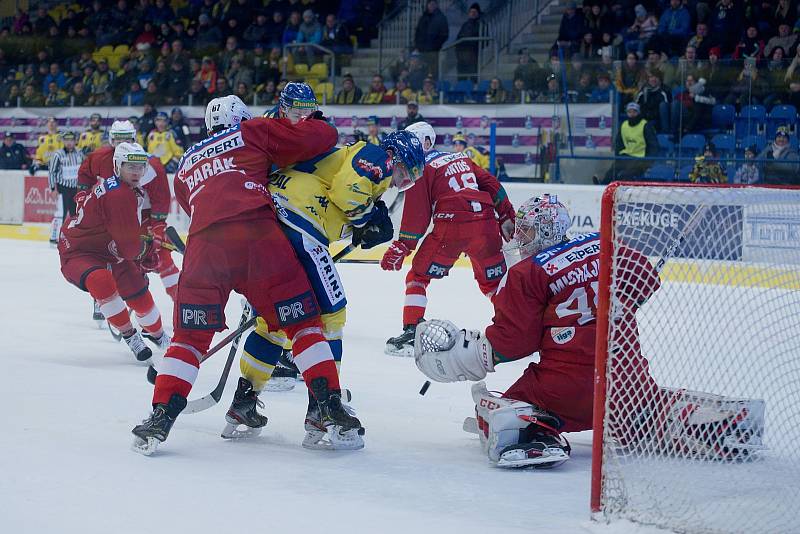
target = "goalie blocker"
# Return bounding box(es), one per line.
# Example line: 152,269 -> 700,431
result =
412,195 -> 766,468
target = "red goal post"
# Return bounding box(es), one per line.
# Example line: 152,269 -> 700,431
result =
591,182 -> 800,533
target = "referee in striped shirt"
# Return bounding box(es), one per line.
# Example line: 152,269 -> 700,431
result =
48,131 -> 85,221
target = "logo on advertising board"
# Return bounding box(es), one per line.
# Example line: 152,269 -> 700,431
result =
23,175 -> 58,223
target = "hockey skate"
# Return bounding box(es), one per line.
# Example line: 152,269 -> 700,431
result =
385,320 -> 423,357
123,330 -> 153,364
221,378 -> 268,439
302,378 -> 364,450
144,331 -> 171,351
264,350 -> 299,392
131,394 -> 187,455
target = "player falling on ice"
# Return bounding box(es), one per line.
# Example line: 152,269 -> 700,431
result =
78,120 -> 180,300
382,121 -> 516,356
413,195 -> 766,468
225,88 -> 424,449
132,95 -> 363,455
58,142 -> 171,364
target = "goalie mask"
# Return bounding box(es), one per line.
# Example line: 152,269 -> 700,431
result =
512,194 -> 571,260
205,95 -> 253,133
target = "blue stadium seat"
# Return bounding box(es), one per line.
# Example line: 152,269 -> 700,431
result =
711,104 -> 735,132
644,163 -> 676,181
767,105 -> 798,138
677,164 -> 695,182
741,134 -> 766,153
736,105 -> 766,140
656,134 -> 674,157
711,133 -> 735,155
678,133 -> 706,155
437,80 -> 451,93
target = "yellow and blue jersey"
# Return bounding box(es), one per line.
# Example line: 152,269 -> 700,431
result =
269,140 -> 392,247
78,130 -> 104,153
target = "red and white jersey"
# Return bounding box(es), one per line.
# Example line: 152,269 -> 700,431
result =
58,176 -> 145,263
397,149 -> 514,246
485,232 -> 661,363
173,117 -> 337,235
77,145 -> 170,217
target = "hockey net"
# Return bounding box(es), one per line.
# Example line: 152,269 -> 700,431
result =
591,183 -> 800,533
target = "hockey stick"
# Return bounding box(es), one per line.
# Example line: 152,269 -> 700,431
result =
654,204 -> 710,274
165,226 -> 185,253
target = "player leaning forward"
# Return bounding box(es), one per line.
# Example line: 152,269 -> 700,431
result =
414,195 -> 765,468
58,143 -> 170,363
131,95 -> 363,455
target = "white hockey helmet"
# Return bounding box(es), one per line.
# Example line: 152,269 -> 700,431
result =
113,142 -> 149,176
513,194 -> 571,259
405,121 -> 436,152
205,95 -> 253,133
109,120 -> 136,146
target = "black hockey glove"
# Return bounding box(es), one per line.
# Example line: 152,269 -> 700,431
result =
352,200 -> 393,249
307,110 -> 330,123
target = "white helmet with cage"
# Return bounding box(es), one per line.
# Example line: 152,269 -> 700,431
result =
113,142 -> 149,176
509,194 -> 572,262
205,95 -> 253,132
109,120 -> 136,146
404,121 -> 436,152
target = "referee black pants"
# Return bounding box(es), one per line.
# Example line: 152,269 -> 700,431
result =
56,184 -> 77,220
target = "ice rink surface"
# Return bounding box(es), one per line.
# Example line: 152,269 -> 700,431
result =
1,238 -> 627,534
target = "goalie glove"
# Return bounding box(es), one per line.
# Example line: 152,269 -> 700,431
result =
414,319 -> 494,383
381,240 -> 411,271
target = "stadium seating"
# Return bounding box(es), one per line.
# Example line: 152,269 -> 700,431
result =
736,105 -> 767,140
741,134 -> 767,152
710,104 -> 735,133
656,134 -> 674,157
711,133 -> 736,156
767,105 -> 798,138
678,133 -> 706,155
644,163 -> 676,181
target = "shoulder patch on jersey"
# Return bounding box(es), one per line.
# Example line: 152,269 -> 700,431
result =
424,149 -> 444,164
351,143 -> 389,184
104,176 -> 121,191
428,151 -> 470,169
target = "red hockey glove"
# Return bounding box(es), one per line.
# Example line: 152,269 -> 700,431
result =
497,201 -> 516,242
137,235 -> 163,273
149,218 -> 168,242
381,240 -> 412,271
73,189 -> 89,206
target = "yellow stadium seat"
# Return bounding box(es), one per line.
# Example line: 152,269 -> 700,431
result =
309,63 -> 328,79
315,82 -> 334,102
113,44 -> 130,56
98,45 -> 114,56
107,55 -> 123,71
293,63 -> 309,76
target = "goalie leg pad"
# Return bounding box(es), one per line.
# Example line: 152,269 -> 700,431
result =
414,320 -> 494,383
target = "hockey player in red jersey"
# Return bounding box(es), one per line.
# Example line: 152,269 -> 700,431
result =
77,120 -> 180,300
131,95 -> 363,455
59,142 -> 170,364
382,122 -> 516,356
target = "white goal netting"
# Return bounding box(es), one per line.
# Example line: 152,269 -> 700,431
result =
593,184 -> 800,534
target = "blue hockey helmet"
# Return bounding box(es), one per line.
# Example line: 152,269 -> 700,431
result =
279,82 -> 318,123
380,130 -> 425,191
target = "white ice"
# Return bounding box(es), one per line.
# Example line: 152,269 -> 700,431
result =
1,238 -> 619,534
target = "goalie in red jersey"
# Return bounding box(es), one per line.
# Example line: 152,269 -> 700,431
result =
413,195 -> 766,469
58,142 -> 170,364
77,120 -> 180,300
381,122 -> 516,356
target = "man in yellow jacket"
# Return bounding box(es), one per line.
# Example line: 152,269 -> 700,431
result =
146,111 -> 183,172
453,132 -> 489,169
33,117 -> 63,170
77,113 -> 104,153
596,102 -> 658,184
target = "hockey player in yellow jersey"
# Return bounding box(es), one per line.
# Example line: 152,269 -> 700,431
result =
77,113 -> 104,153
146,112 -> 183,172
222,85 -> 426,449
33,117 -> 63,170
453,131 -> 489,170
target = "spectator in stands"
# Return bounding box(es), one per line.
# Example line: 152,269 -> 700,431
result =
148,0 -> 175,27
765,24 -> 797,58
361,75 -> 387,104
283,10 -> 302,46
226,57 -> 253,92
724,60 -> 767,105
557,1 -> 585,50
624,4 -> 658,59
509,78 -> 533,104
689,143 -> 727,183
321,14 -> 352,56
263,11 -> 286,48
44,82 -> 67,107
656,0 -> 691,57
590,72 -> 613,103
709,0 -> 741,54
90,60 -> 114,102
671,74 -> 716,135
537,73 -> 564,103
139,103 -> 158,136
244,12 -> 271,47
416,77 -> 438,104
577,32 -> 598,59
335,74 -> 363,104
235,81 -> 253,104
165,61 -> 190,104
170,40 -> 190,67
615,52 -> 646,105
414,0 -> 449,78
217,36 -> 240,75
764,47 -> 788,108
399,101 -> 425,129
144,80 -> 161,106
43,63 -> 65,95
733,145 -> 761,184
2,85 -> 20,108
1,133 -> 30,170
733,26 -> 766,61
195,13 -> 223,50
514,51 -> 541,94
571,71 -> 594,103
216,77 -> 231,96
69,81 -> 90,106
636,71 -> 671,132
772,0 -> 795,28
597,102 -> 657,184
32,6 -> 56,35
297,9 -> 322,66
484,78 -> 507,104
121,81 -> 144,105
198,57 -> 218,95
257,79 -> 278,105
407,51 -> 429,91
384,78 -> 414,104
645,49 -> 676,87
702,47 -> 732,99
456,3 -> 484,82
687,23 -> 712,59
584,2 -> 613,39
758,127 -> 800,184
